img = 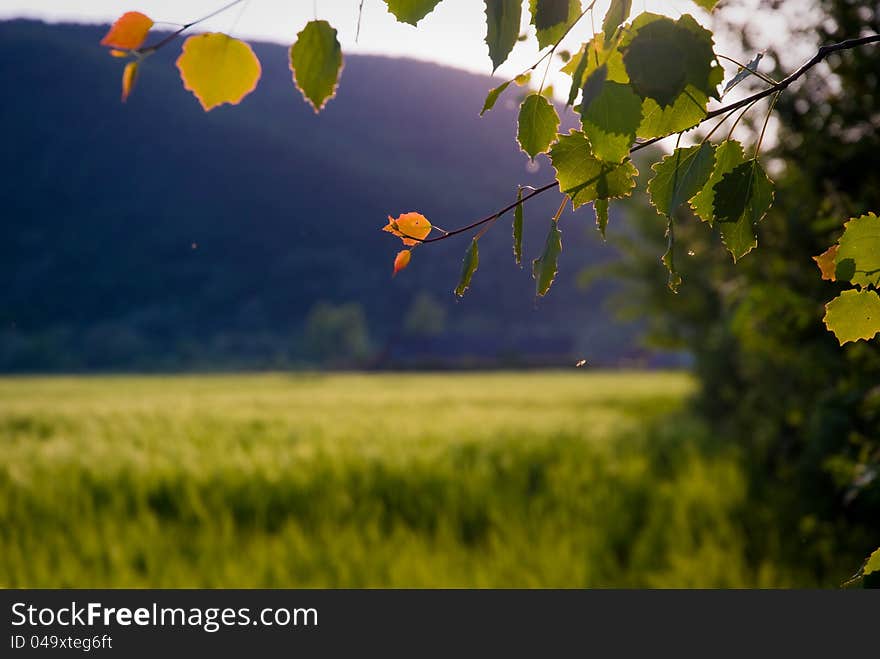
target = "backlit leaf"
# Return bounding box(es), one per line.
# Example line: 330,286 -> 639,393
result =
176,33 -> 261,111
565,44 -> 591,107
581,79 -> 643,163
383,0 -> 443,25
621,13 -> 720,108
595,198 -> 609,239
393,249 -> 412,276
121,61 -> 138,102
835,213 -> 880,288
481,80 -> 512,116
101,11 -> 153,51
690,139 -> 745,224
661,217 -> 682,292
513,187 -> 524,265
601,0 -> 632,43
719,212 -> 759,263
579,65 -> 607,110
455,238 -> 480,297
485,0 -> 522,72
647,142 -> 715,217
563,33 -> 628,83
383,212 -> 433,246
863,547 -> 879,588
533,221 -> 562,297
713,160 -> 772,223
712,159 -> 774,261
864,547 -> 880,579
482,72 -> 531,116
823,289 -> 880,344
814,245 -> 839,281
290,20 -> 344,113
549,130 -> 638,209
517,94 -> 560,160
529,0 -> 580,49
636,87 -> 710,139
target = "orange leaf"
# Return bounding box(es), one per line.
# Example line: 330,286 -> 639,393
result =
121,61 -> 139,102
393,249 -> 412,276
101,12 -> 153,50
814,244 -> 839,281
176,33 -> 262,111
109,49 -> 129,58
383,212 -> 432,246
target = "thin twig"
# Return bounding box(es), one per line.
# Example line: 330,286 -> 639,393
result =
138,0 -> 249,54
406,33 -> 880,246
356,0 -> 365,43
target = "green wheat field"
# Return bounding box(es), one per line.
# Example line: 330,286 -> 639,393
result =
0,372 -> 796,587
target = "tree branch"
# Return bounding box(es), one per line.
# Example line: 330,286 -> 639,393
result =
138,0 -> 249,54
408,33 -> 880,246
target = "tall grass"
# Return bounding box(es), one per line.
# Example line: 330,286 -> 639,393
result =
0,372 -> 795,587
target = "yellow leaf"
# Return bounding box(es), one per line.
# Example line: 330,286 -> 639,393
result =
176,33 -> 261,112
101,12 -> 153,51
393,249 -> 412,276
121,61 -> 139,103
813,244 -> 838,281
383,212 -> 432,246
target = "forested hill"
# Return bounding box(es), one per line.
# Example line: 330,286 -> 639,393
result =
0,20 -> 649,371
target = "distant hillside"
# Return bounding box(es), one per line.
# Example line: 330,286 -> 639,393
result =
0,20 -> 649,371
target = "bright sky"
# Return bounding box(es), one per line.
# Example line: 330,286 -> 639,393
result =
3,0 -> 817,151
1,0 -> 711,86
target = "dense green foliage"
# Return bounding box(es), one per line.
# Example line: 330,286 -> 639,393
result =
0,372 -> 808,588
612,0 -> 880,583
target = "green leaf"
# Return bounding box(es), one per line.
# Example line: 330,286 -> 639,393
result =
712,160 -> 774,261
823,289 -> 880,344
454,238 -> 480,297
601,0 -> 632,43
579,64 -> 608,110
529,0 -> 580,49
835,213 -> 880,288
621,13 -> 720,107
513,187 -> 524,265
636,87 -> 710,139
676,14 -> 722,100
485,0 -> 522,72
647,143 -> 715,217
549,130 -> 638,209
565,44 -> 590,107
595,198 -> 609,239
563,32 -> 628,83
719,212 -> 760,263
690,139 -> 745,224
580,80 -> 642,163
866,547 -> 880,574
382,0 -> 442,25
661,217 -> 682,293
289,20 -> 343,113
517,94 -> 560,160
481,79 -> 512,116
533,220 -> 562,296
